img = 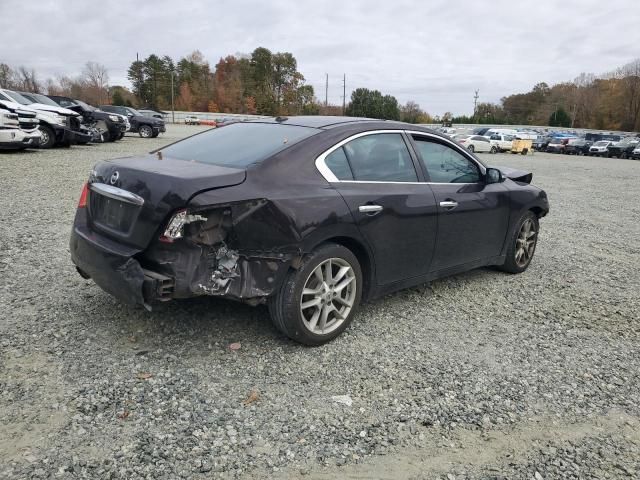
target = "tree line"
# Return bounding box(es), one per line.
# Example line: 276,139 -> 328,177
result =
2,53 -> 639,130
446,59 -> 640,131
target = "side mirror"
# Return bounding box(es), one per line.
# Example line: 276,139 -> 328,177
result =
485,167 -> 503,184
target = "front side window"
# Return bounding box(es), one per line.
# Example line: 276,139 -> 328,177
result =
413,137 -> 481,183
342,133 -> 417,182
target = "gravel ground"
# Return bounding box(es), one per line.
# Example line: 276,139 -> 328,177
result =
1,125 -> 639,479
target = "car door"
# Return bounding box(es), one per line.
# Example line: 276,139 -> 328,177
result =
409,133 -> 511,272
317,131 -> 438,285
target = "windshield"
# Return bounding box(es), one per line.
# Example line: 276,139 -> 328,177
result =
74,99 -> 94,110
594,141 -> 608,146
28,93 -> 59,107
160,122 -> 319,168
126,107 -> 142,116
3,90 -> 32,105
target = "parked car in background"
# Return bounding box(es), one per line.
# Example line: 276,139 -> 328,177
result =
484,128 -> 518,138
185,115 -> 201,125
49,96 -> 127,142
632,145 -> 640,160
589,140 -> 613,156
69,117 -> 549,345
489,134 -> 514,153
17,92 -> 95,145
0,89 -> 79,148
99,105 -> 166,138
472,127 -> 491,136
0,99 -> 40,134
0,105 -> 41,150
514,131 -> 539,140
606,137 -> 640,158
585,132 -> 622,143
564,138 -> 593,155
545,137 -> 567,154
215,117 -> 238,128
457,134 -> 492,153
532,136 -> 550,151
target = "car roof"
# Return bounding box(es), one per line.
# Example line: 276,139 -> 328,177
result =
247,115 -> 384,129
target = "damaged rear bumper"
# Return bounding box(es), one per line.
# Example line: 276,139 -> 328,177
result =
70,213 -> 293,308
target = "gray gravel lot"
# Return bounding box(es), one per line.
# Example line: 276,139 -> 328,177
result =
1,125 -> 639,479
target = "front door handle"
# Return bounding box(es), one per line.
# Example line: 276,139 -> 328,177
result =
358,204 -> 383,214
439,200 -> 459,210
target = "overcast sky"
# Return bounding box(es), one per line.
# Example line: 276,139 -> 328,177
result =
1,0 -> 638,115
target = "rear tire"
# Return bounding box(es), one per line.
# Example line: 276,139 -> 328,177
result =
268,243 -> 362,346
490,146 -> 498,154
499,211 -> 539,274
521,148 -> 528,155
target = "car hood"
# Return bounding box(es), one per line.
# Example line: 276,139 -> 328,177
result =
133,114 -> 164,124
494,166 -> 533,184
27,103 -> 79,116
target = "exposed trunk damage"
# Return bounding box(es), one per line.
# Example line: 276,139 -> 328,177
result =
138,201 -> 300,307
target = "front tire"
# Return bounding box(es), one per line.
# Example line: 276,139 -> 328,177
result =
268,243 -> 362,346
38,125 -> 56,149
490,146 -> 498,154
467,144 -> 475,153
139,125 -> 153,138
499,211 -> 539,274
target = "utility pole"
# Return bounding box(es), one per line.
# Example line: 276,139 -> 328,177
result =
342,74 -> 346,115
473,89 -> 479,120
325,73 -> 328,107
170,70 -> 175,124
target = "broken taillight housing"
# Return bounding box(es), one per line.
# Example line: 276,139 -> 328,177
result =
159,209 -> 207,243
77,182 -> 89,208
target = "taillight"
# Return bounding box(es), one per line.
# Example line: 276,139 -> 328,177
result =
77,182 -> 89,208
159,209 -> 207,243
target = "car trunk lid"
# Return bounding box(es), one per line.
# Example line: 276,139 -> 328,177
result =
88,154 -> 246,248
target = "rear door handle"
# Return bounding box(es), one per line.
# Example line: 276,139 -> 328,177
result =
358,204 -> 383,214
439,200 -> 458,210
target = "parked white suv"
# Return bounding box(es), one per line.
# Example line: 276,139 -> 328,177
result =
0,107 -> 42,150
489,134 -> 514,153
0,89 -> 79,148
589,140 -> 612,156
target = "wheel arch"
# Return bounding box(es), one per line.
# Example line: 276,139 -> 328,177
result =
310,234 -> 375,301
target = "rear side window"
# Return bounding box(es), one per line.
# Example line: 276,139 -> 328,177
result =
413,138 -> 480,183
342,133 -> 417,182
325,147 -> 354,180
160,122 -> 318,168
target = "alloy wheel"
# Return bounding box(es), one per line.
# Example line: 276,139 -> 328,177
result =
140,126 -> 152,138
515,218 -> 537,268
300,258 -> 357,335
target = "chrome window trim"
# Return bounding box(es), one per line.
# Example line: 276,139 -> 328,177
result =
89,182 -> 145,206
315,129 -> 486,184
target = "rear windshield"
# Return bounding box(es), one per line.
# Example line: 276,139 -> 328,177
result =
160,122 -> 318,167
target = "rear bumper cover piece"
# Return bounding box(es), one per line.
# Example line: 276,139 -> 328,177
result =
70,222 -> 146,306
70,209 -> 293,308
